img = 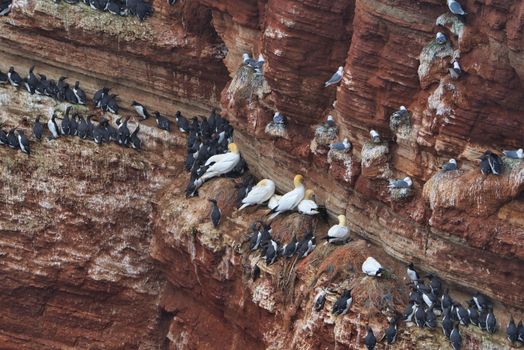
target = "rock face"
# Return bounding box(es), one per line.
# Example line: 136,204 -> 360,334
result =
1,0 -> 523,349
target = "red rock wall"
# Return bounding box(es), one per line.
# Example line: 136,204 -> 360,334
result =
0,0 -> 523,348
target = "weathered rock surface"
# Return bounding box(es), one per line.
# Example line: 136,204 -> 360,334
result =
0,0 -> 523,348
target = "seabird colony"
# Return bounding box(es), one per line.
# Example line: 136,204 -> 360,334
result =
1,0 -> 522,348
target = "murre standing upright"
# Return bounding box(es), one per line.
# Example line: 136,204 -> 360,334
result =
33,116 -> 44,141
16,130 -> 30,155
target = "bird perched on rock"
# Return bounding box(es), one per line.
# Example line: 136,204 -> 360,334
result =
324,66 -> 343,87
362,257 -> 385,277
239,179 -> 275,211
517,321 -> 524,343
0,69 -> 8,84
16,130 -> 30,155
468,300 -> 479,327
208,199 -> 221,228
450,324 -> 462,350
242,53 -> 264,74
479,151 -> 503,175
93,87 -> 110,108
265,112 -> 287,137
0,128 -> 7,145
436,32 -> 447,45
486,307 -> 497,334
472,292 -> 490,311
455,303 -> 470,326
442,158 -> 458,171
132,101 -> 150,120
0,0 -> 12,16
326,115 -> 336,128
116,117 -> 130,146
130,125 -> 142,150
73,81 -> 86,105
388,176 -> 412,189
383,319 -> 397,344
329,138 -> 351,152
507,316 -> 518,343
155,112 -> 171,132
192,143 -> 241,191
7,67 -> 22,87
175,111 -> 190,133
449,61 -> 462,79
369,129 -> 381,143
364,327 -> 376,350
426,274 -> 442,296
442,307 -> 453,338
296,229 -> 316,259
331,289 -> 352,316
264,239 -> 279,265
447,0 -> 466,16
426,307 -> 437,329
7,128 -> 19,149
281,235 -> 298,258
48,114 -> 60,139
323,215 -> 349,244
267,174 -> 305,220
503,148 -> 523,159
414,304 -> 426,328
406,263 -> 420,282
313,289 -> 327,311
297,189 -> 319,216
402,301 -> 416,322
33,116 -> 44,141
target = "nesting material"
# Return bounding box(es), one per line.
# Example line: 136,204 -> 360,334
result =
389,187 -> 414,201
265,121 -> 288,138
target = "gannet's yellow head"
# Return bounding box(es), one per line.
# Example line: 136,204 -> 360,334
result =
338,215 -> 346,226
258,179 -> 268,186
228,143 -> 239,153
305,189 -> 315,200
293,174 -> 304,187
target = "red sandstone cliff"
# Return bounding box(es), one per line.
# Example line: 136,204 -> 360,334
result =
0,0 -> 523,349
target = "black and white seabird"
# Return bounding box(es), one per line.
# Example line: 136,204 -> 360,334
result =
48,114 -> 60,139
77,115 -> 88,139
369,129 -> 381,143
296,230 -> 316,259
326,115 -> 336,128
61,107 -> 71,135
503,148 -> 523,159
383,319 -> 397,344
362,257 -> 385,277
313,289 -> 326,312
450,324 -> 462,350
155,112 -> 171,132
7,67 -> 23,87
426,306 -> 437,329
264,239 -> 278,265
0,129 -> 8,145
25,65 -> 39,94
0,0 -> 12,16
486,307 -> 497,334
175,111 -> 190,133
414,304 -> 426,328
478,309 -> 488,330
402,301 -> 416,322
73,81 -> 86,105
132,101 -> 150,120
130,125 -> 142,150
472,292 -> 490,311
69,114 -> 78,136
455,303 -> 470,326
364,327 -> 376,350
16,130 -> 30,155
105,0 -> 121,15
86,115 -> 94,139
448,0 -> 466,16
507,316 -> 518,343
105,94 -> 119,114
449,61 -> 462,79
116,117 -> 130,145
7,128 -> 19,149
436,32 -> 447,45
281,235 -> 298,258
406,263 -> 419,282
93,87 -> 110,108
442,158 -> 458,171
467,300 -> 479,327
329,138 -> 351,152
209,199 -> 221,228
0,70 -> 8,84
167,0 -> 176,5
33,116 -> 44,141
426,274 -> 442,296
331,289 -> 352,316
324,66 -> 343,87
388,176 -> 412,189
441,308 -> 453,338
517,321 -> 524,343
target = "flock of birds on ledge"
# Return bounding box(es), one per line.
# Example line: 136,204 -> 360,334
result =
0,65 -> 178,152
0,0 -> 523,349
